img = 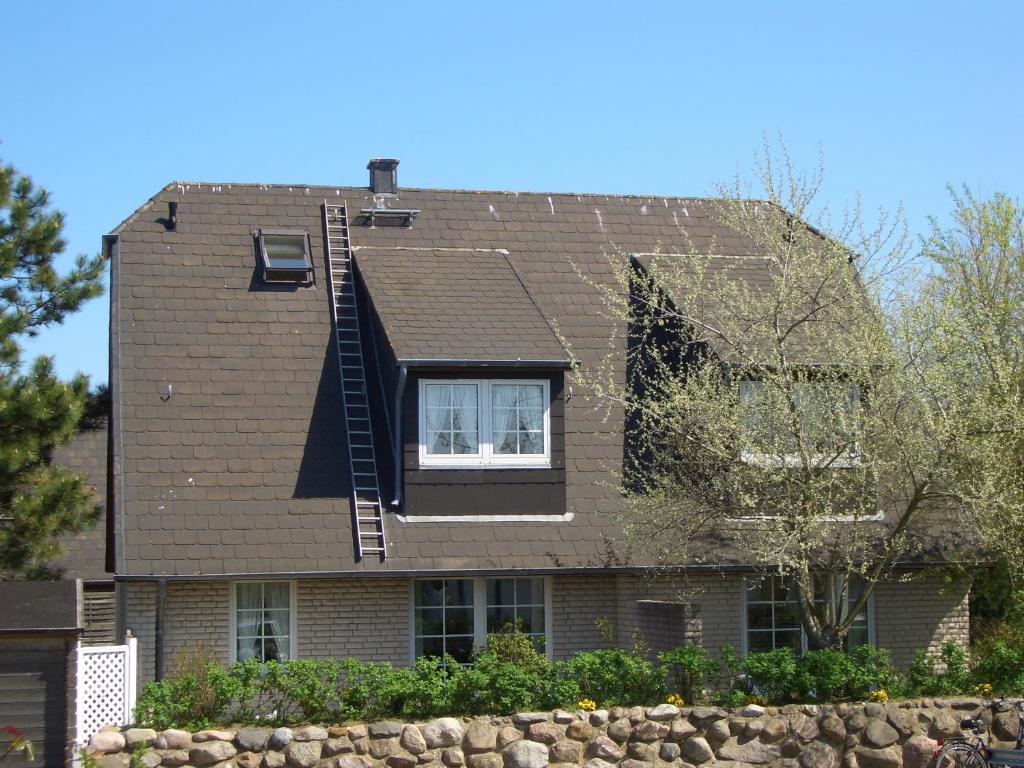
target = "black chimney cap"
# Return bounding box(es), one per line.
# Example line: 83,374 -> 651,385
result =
368,158 -> 399,194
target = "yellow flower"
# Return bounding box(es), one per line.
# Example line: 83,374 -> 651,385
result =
666,694 -> 685,707
870,689 -> 889,703
578,699 -> 597,712
748,695 -> 767,706
976,683 -> 994,697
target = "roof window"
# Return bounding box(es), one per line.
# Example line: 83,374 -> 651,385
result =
258,229 -> 314,284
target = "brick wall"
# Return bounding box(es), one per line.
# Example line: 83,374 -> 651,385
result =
122,571 -> 969,687
551,574 -> 618,660
164,582 -> 231,670
874,575 -> 971,669
121,581 -> 157,684
297,578 -> 408,665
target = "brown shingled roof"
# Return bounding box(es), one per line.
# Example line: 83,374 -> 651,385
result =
109,183 -> 775,577
356,247 -> 567,365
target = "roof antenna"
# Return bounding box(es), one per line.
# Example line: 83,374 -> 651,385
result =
165,201 -> 178,231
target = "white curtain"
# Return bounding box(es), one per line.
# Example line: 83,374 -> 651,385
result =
491,384 -> 519,454
450,385 -> 478,454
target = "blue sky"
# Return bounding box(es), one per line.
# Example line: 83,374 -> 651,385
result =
5,1 -> 1022,384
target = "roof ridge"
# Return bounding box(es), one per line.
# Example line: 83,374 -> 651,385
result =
161,179 -> 756,204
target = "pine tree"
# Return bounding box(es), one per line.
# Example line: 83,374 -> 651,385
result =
0,157 -> 106,579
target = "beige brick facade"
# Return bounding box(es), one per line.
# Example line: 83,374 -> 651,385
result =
297,578 -> 408,665
874,576 -> 971,669
121,571 -> 970,686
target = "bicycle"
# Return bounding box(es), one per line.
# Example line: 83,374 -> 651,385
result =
935,699 -> 1024,768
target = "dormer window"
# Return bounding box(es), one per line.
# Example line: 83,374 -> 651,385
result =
258,229 -> 313,284
738,380 -> 861,467
419,379 -> 550,468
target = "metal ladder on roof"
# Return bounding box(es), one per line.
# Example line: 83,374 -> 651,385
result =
322,201 -> 387,560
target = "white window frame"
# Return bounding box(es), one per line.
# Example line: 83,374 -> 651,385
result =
418,379 -> 551,469
408,576 -> 554,664
229,580 -> 298,663
738,380 -> 863,469
739,575 -> 875,655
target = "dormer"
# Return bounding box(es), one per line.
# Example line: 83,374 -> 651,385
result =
353,247 -> 571,520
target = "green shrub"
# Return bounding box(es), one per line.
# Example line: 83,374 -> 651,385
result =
796,649 -> 855,701
658,645 -> 718,704
845,645 -> 899,700
565,648 -> 664,707
743,648 -> 798,703
972,623 -> 1024,693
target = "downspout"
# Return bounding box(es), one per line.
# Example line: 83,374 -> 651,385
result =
391,364 -> 408,508
154,578 -> 167,681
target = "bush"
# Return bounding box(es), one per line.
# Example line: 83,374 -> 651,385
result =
796,649 -> 855,701
564,648 -> 664,708
743,648 -> 798,703
902,642 -> 973,698
658,645 -> 718,704
845,645 -> 899,700
972,623 -> 1024,693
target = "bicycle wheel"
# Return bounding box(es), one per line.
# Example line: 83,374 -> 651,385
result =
935,742 -> 987,768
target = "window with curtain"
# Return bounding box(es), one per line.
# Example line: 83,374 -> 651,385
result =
744,575 -> 872,653
419,379 -> 550,467
738,380 -> 861,461
235,582 -> 292,662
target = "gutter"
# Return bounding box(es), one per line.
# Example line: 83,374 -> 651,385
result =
103,234 -> 124,576
396,358 -> 570,369
391,364 -> 408,508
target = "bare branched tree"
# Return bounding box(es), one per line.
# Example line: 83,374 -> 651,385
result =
570,142 -> 1014,650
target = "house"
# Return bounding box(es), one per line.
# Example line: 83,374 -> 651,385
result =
103,159 -> 969,684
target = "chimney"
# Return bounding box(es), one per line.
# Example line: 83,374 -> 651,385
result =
368,158 -> 399,194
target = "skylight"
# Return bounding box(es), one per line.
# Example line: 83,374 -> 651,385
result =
258,229 -> 314,284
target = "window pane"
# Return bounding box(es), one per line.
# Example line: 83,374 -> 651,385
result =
430,431 -> 451,454
775,630 -> 802,651
415,609 -> 444,636
263,235 -> 309,268
264,583 -> 290,609
416,581 -> 444,607
417,637 -> 444,659
520,384 -> 544,409
746,578 -> 773,602
517,578 -> 543,605
264,635 -> 287,662
487,606 -> 517,633
748,632 -> 774,653
487,578 -> 514,606
452,430 -> 479,454
846,625 -> 869,649
446,607 -> 474,635
747,605 -> 773,630
237,583 -> 262,610
445,580 -> 474,606
426,407 -> 452,433
519,431 -> 543,454
446,636 -> 475,664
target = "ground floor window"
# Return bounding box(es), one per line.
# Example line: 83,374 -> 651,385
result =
232,581 -> 295,663
412,576 -> 551,663
743,575 -> 872,653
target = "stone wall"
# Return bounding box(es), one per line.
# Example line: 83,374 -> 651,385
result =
87,698 -> 1018,768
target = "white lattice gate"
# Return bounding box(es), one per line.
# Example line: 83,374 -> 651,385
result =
75,634 -> 137,745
